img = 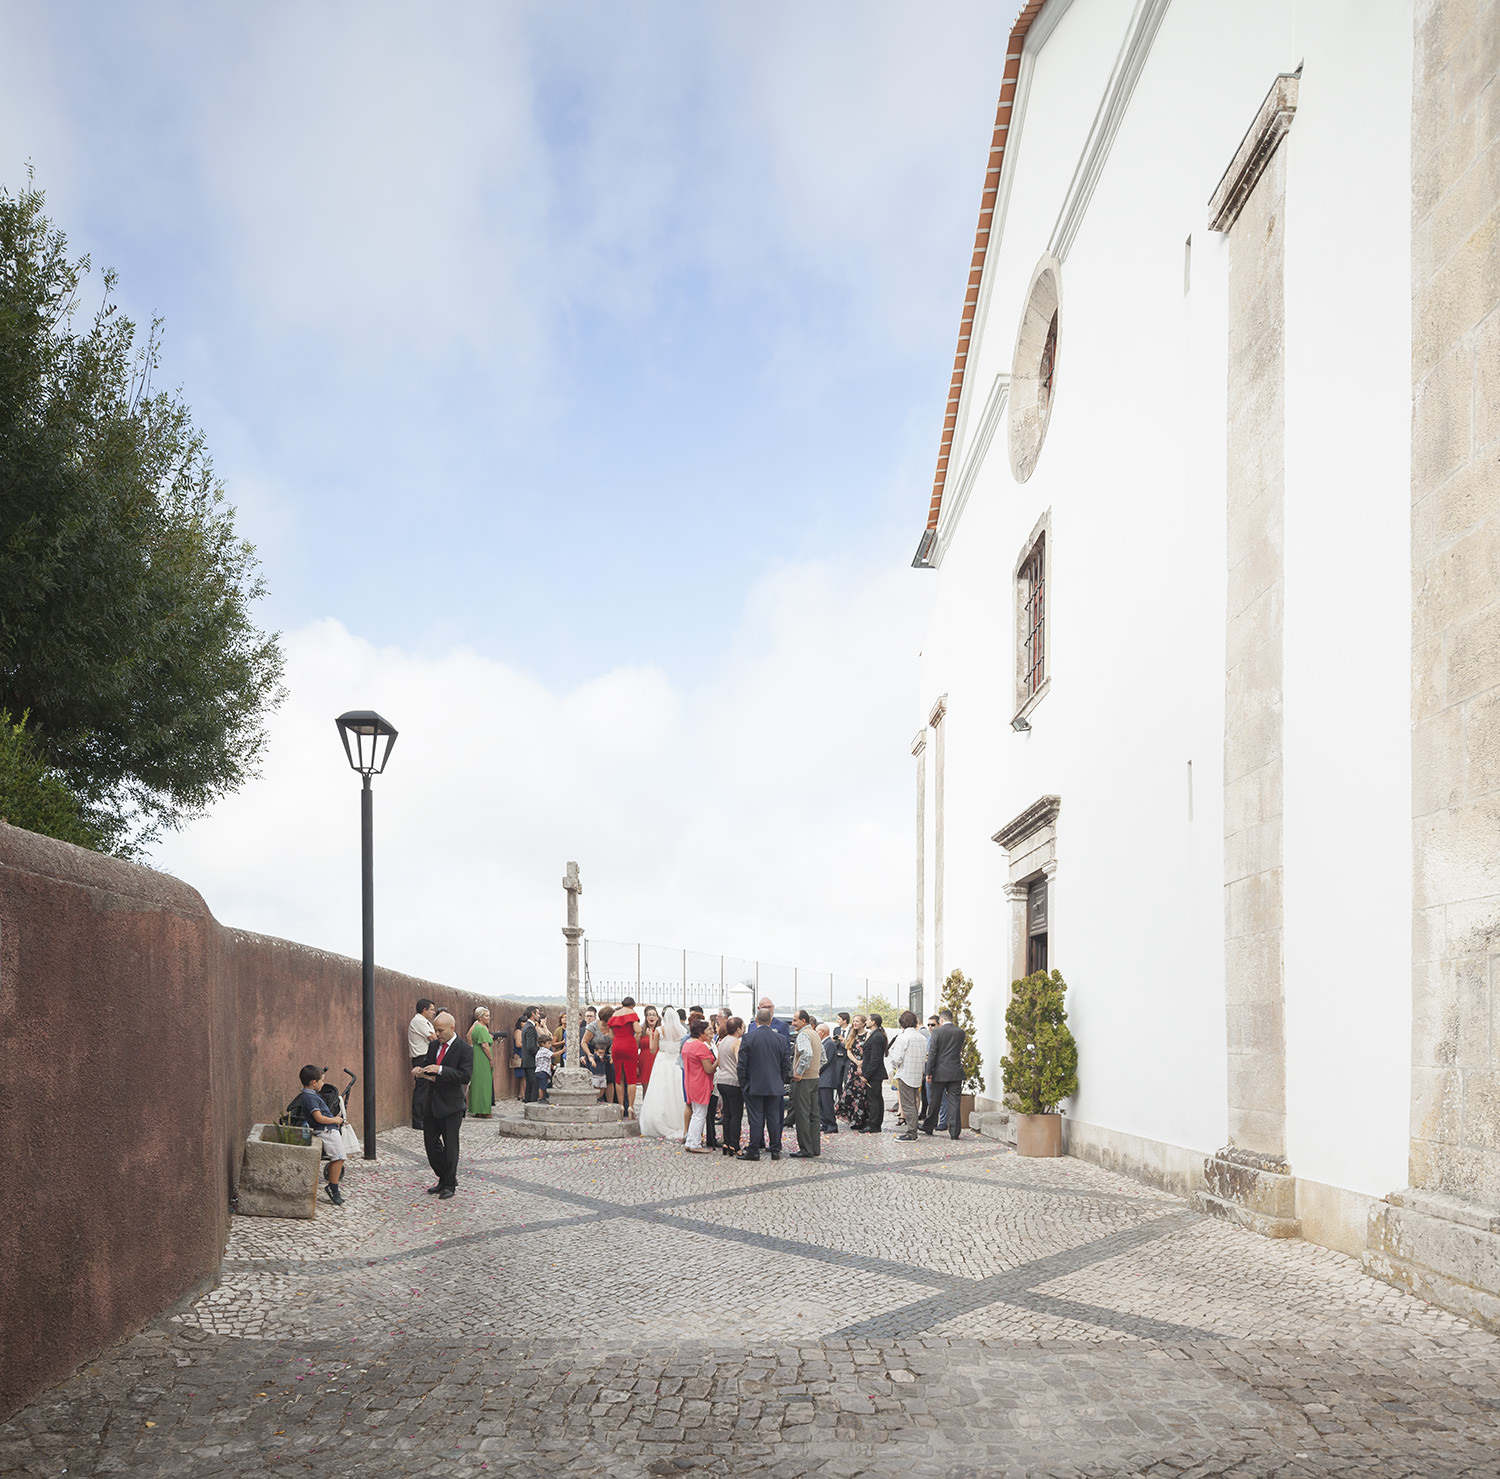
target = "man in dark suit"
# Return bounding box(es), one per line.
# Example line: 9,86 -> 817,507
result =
736,1006 -> 792,1161
520,1007 -> 540,1103
817,1024 -> 842,1135
412,1011 -> 473,1198
860,1014 -> 889,1132
923,1008 -> 966,1141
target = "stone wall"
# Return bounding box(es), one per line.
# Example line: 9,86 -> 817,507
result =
1366,0 -> 1500,1327
0,822 -> 535,1419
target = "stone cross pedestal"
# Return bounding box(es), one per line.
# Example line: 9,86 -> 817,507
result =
497,860 -> 638,1142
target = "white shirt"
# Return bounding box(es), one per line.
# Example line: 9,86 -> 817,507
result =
408,1013 -> 436,1058
887,1026 -> 927,1088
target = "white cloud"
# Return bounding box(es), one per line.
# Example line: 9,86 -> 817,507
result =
152,551 -> 931,999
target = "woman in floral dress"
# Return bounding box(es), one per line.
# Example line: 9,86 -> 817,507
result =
835,1016 -> 870,1130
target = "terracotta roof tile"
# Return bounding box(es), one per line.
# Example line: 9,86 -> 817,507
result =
918,0 -> 1050,554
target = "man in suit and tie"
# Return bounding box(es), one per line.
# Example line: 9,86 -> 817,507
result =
923,1008 -> 966,1141
736,1005 -> 792,1161
412,1011 -> 473,1198
860,1014 -> 889,1133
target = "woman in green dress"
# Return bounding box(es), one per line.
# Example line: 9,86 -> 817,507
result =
467,1006 -> 495,1116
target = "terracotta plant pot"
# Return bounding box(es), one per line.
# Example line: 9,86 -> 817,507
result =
960,1093 -> 975,1130
1016,1111 -> 1062,1157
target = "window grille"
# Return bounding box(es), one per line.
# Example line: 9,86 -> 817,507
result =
1021,535 -> 1046,699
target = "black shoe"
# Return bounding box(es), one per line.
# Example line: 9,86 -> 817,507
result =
439,1186 -> 456,1199
922,1128 -> 934,1136
325,1183 -> 343,1206
770,1151 -> 782,1161
788,1150 -> 811,1159
425,1182 -> 442,1194
898,1133 -> 917,1142
736,1151 -> 761,1161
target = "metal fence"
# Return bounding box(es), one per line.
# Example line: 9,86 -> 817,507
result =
582,937 -> 911,1019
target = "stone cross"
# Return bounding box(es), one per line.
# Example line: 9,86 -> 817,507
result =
560,862 -> 585,1076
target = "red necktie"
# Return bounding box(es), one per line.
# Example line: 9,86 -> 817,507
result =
436,1042 -> 448,1065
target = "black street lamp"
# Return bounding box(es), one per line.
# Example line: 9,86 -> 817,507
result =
335,710 -> 398,1160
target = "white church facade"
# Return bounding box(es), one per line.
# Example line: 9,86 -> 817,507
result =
911,0 -> 1500,1327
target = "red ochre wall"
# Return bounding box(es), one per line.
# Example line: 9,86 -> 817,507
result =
0,822 -> 542,1419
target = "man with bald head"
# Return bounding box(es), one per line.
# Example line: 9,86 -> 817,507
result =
737,1004 -> 792,1160
412,1011 -> 473,1199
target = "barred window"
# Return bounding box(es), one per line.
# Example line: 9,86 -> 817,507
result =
1021,534 -> 1046,699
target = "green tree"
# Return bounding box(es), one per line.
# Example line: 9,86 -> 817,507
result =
940,967 -> 985,1094
0,178 -> 284,851
860,990 -> 897,1024
0,709 -> 116,851
1000,968 -> 1079,1114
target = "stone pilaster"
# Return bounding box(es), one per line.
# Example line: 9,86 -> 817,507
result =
929,695 -> 947,990
1362,0 -> 1500,1327
913,730 -> 927,994
1200,74 -> 1299,1238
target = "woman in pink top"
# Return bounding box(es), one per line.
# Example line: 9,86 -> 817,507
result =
680,1018 -> 718,1153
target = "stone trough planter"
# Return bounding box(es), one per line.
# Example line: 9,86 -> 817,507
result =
236,1123 -> 321,1218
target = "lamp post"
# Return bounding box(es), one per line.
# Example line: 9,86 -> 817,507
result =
335,710 -> 398,1160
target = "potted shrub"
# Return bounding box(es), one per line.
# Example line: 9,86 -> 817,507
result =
940,968 -> 985,1129
1000,968 -> 1078,1156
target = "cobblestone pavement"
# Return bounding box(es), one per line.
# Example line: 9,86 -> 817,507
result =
6,1112 -> 1500,1477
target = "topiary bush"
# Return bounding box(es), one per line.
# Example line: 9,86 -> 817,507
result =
940,967 -> 985,1095
1000,968 -> 1078,1115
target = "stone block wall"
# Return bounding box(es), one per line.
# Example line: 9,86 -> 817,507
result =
1410,0 -> 1500,1211
0,822 -> 534,1419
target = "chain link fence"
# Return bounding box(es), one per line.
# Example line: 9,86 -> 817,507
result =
582,937 -> 917,1020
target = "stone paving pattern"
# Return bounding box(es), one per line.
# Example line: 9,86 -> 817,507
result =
4,1110 -> 1500,1476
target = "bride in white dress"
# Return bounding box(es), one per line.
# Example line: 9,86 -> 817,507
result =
638,1007 -> 687,1140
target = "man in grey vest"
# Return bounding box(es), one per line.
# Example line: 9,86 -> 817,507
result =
789,1010 -> 821,1158
922,1009 -> 965,1141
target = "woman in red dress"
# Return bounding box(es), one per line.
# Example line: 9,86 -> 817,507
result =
638,1005 -> 661,1092
609,996 -> 642,1119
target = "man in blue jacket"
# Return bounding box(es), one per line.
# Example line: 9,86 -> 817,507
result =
736,1005 -> 792,1161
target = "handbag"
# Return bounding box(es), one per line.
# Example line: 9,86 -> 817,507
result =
510,1050 -> 523,1069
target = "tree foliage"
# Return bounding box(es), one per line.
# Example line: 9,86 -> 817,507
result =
0,709 -> 116,852
1001,968 -> 1079,1115
0,178 -> 284,851
940,967 -> 985,1095
860,990 -> 897,1025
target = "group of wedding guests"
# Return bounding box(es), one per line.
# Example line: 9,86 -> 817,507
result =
408,994 -> 971,1150
402,993 -> 970,1200
409,1000 -> 565,1123
570,998 -> 971,1154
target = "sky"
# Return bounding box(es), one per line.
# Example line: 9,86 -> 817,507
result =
0,1 -> 1014,998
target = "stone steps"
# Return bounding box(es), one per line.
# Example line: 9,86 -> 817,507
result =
525,1102 -> 625,1124
496,1116 -> 641,1141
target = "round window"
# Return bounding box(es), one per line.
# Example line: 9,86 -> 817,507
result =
1008,256 -> 1062,483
